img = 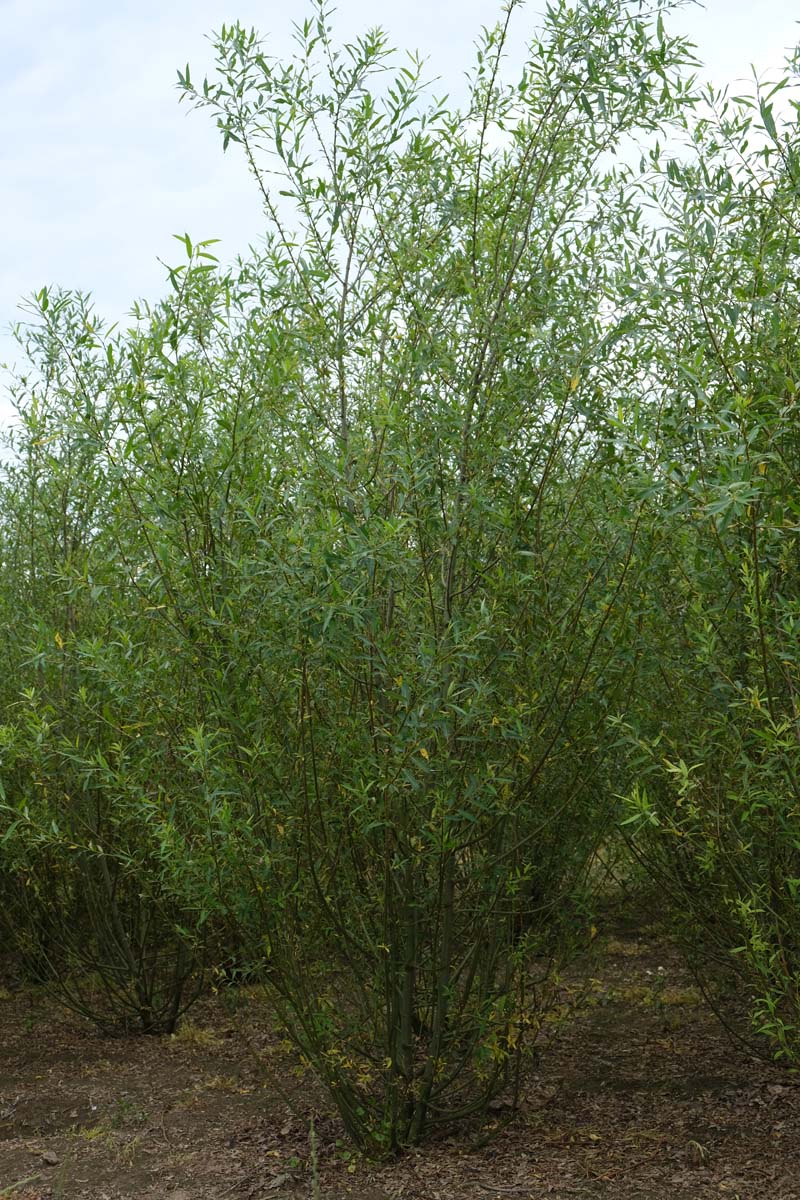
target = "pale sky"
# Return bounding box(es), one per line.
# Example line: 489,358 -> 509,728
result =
1,0 -> 797,427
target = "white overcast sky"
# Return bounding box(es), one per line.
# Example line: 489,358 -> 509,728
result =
1,0 -> 797,428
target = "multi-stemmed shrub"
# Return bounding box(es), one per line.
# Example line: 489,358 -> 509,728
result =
619,60 -> 800,1061
0,0 -> 698,1147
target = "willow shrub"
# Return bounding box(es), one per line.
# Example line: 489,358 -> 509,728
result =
619,63 -> 800,1061
0,0 -> 694,1148
0,309 -> 209,1029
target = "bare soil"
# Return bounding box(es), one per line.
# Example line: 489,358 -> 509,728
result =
2,909 -> 798,1200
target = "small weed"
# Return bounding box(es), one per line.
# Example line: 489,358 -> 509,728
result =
201,1074 -> 241,1093
605,938 -> 648,958
77,1121 -> 112,1144
660,986 -> 703,1007
115,1133 -> 143,1165
110,1096 -> 147,1128
171,1021 -> 221,1048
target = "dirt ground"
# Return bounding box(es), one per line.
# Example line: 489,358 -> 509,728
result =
2,908 -> 799,1200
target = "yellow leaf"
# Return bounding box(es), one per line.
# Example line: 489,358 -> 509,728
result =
54,631 -> 64,649
569,374 -> 580,391
420,747 -> 429,760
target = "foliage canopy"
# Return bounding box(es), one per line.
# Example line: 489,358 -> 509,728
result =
2,0 -> 800,1156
